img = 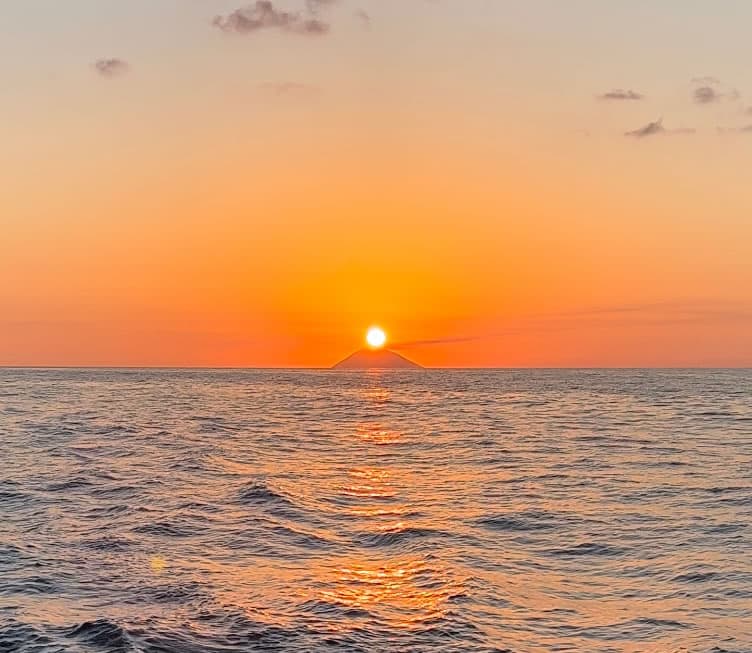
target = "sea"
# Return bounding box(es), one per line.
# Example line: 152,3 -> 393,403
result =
1,368 -> 751,653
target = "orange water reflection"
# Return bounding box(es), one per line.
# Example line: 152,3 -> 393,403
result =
340,467 -> 398,500
355,424 -> 401,445
347,506 -> 412,517
359,388 -> 391,402
339,484 -> 398,499
349,467 -> 391,482
319,557 -> 461,628
208,386 -> 463,637
149,555 -> 167,573
326,413 -> 455,628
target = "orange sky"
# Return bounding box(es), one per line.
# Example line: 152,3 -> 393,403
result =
1,1 -> 751,367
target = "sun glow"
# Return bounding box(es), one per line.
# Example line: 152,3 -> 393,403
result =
366,327 -> 387,349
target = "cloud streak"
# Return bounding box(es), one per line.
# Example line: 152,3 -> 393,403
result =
257,81 -> 320,96
598,89 -> 644,101
692,76 -> 720,85
391,301 -> 752,349
718,124 -> 752,134
625,118 -> 664,138
355,9 -> 371,29
625,118 -> 695,138
306,0 -> 338,11
213,1 -> 329,36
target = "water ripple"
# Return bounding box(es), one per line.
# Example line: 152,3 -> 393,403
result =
1,368 -> 751,652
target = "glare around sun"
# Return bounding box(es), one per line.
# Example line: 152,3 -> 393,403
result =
366,327 -> 387,349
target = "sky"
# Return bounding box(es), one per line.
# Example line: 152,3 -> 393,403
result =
2,0 -> 751,367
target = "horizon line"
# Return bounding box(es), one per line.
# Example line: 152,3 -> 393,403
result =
1,365 -> 751,371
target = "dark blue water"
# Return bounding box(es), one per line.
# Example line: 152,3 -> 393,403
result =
1,369 -> 751,652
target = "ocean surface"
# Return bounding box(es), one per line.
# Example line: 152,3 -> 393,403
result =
1,369 -> 751,653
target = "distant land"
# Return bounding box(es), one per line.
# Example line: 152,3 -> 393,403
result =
332,349 -> 423,370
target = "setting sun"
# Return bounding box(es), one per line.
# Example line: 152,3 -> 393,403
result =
366,327 -> 387,349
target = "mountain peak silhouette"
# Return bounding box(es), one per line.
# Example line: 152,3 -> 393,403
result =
332,349 -> 423,370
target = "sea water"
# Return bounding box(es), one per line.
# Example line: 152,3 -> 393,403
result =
1,369 -> 751,652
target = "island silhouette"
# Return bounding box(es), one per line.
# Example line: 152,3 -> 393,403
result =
332,348 -> 423,369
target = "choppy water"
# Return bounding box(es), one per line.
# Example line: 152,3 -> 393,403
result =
1,369 -> 751,653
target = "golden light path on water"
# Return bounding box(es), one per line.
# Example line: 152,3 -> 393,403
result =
203,376 -> 467,639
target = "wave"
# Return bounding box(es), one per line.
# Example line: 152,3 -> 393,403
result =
131,521 -> 201,538
356,526 -> 452,548
0,489 -> 29,505
135,580 -> 211,604
236,480 -> 294,506
0,621 -> 56,652
65,619 -> 135,652
45,477 -> 94,492
262,521 -> 338,550
90,484 -> 140,499
80,535 -> 137,551
299,598 -> 372,620
0,543 -> 23,566
546,542 -> 626,557
672,571 -> 721,583
475,510 -> 564,532
0,576 -> 58,596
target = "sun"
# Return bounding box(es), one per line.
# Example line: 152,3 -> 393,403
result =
366,326 -> 387,349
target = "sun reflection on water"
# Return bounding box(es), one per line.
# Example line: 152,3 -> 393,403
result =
341,466 -> 397,499
149,556 -> 167,573
319,557 -> 460,629
360,386 -> 391,402
319,412 -> 464,630
355,424 -> 402,445
196,383 -> 464,640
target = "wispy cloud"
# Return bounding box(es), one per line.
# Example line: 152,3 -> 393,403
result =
691,77 -> 740,105
257,81 -> 320,96
552,301 -> 752,321
598,89 -> 644,101
718,124 -> 752,134
93,58 -> 129,78
306,0 -> 338,11
391,301 -> 752,349
625,118 -> 664,138
625,118 -> 695,138
355,9 -> 372,29
692,76 -> 720,85
694,85 -> 721,104
391,335 -> 483,350
213,1 -> 329,36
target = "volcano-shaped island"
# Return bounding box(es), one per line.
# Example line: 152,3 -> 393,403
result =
332,348 -> 422,369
